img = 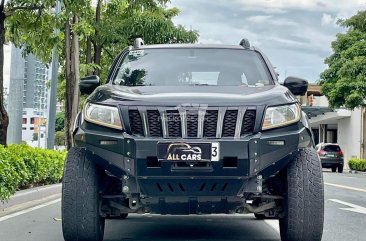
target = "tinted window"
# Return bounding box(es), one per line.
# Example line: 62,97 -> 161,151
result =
323,145 -> 341,152
113,48 -> 272,86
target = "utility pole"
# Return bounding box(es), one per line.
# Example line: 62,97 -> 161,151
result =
46,0 -> 61,149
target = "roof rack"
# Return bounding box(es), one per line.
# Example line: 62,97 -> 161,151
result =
134,38 -> 144,49
239,38 -> 250,49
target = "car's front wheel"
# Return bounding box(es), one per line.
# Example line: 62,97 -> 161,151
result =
62,148 -> 105,241
279,148 -> 324,241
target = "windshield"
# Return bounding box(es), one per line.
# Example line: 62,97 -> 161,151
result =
113,48 -> 272,86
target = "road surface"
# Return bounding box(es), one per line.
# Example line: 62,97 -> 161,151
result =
0,172 -> 365,241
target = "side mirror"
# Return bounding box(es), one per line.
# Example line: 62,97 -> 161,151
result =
79,75 -> 100,95
283,76 -> 308,96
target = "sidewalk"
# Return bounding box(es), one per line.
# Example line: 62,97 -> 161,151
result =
0,184 -> 61,216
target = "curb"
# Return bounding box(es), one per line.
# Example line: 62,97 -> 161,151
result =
0,183 -> 62,212
349,170 -> 366,175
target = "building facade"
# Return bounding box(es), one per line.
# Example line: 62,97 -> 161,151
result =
7,45 -> 49,147
303,85 -> 366,163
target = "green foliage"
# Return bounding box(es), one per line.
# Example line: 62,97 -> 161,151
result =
0,144 -> 66,201
320,11 -> 366,109
55,111 -> 65,132
6,0 -> 199,90
55,131 -> 66,146
32,132 -> 38,142
348,158 -> 366,172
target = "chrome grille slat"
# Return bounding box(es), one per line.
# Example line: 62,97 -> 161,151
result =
197,108 -> 206,138
235,107 -> 247,138
158,108 -> 169,138
178,108 -> 187,138
216,107 -> 227,138
138,107 -> 149,138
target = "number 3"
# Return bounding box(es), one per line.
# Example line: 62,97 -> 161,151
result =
212,146 -> 218,157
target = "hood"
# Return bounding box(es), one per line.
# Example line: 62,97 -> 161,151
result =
88,84 -> 297,107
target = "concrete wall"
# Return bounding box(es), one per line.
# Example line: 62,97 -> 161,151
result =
338,108 -> 362,162
312,95 -> 329,107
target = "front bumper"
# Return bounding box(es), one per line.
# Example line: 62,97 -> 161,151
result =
74,121 -> 313,197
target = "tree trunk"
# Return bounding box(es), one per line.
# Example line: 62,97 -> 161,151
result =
86,36 -> 92,75
71,15 -> 80,134
0,8 -> 9,146
93,0 -> 102,76
64,20 -> 73,150
64,16 -> 81,150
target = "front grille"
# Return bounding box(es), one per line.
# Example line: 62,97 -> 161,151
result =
241,110 -> 256,134
166,110 -> 182,138
127,107 -> 256,138
129,110 -> 144,136
147,110 -> 163,137
203,110 -> 218,138
186,111 -> 199,138
222,110 -> 238,137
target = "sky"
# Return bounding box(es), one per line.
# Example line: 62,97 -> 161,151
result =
169,0 -> 366,82
2,0 -> 366,88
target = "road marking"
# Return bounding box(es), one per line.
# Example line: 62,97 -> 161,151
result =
264,220 -> 280,233
0,198 -> 61,222
324,183 -> 366,193
329,199 -> 366,215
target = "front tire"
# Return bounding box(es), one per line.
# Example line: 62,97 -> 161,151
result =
279,148 -> 324,241
62,148 -> 105,241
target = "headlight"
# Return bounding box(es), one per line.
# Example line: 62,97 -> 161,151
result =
83,103 -> 123,130
262,103 -> 301,130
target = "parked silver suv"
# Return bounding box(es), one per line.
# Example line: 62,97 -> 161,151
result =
316,143 -> 344,173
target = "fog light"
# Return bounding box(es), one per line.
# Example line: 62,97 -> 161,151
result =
100,140 -> 118,145
122,186 -> 129,193
267,140 -> 285,146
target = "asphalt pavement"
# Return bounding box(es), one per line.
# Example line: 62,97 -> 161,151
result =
0,171 -> 365,241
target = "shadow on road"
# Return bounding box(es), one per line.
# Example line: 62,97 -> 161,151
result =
104,214 -> 280,241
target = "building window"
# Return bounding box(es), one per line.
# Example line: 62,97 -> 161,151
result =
30,127 -> 34,130
30,118 -> 35,124
22,118 -> 27,124
22,127 -> 26,130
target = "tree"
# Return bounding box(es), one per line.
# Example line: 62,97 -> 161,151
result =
6,0 -> 198,149
55,131 -> 65,146
55,111 -> 65,132
320,11 -> 366,109
32,132 -> 38,142
0,0 -> 56,146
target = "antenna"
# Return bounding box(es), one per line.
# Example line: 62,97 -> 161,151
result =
239,38 -> 250,49
134,38 -> 144,49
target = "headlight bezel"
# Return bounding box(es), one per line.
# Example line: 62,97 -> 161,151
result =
83,102 -> 123,130
261,103 -> 301,131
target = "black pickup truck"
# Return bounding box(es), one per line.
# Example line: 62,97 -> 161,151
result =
62,38 -> 324,241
